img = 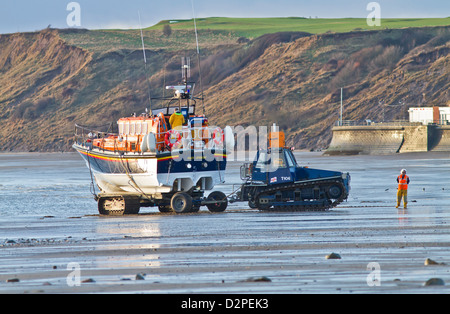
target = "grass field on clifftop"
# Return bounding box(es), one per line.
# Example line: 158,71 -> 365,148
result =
61,17 -> 450,53
150,17 -> 450,38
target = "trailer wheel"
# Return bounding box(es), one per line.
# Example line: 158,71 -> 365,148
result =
158,205 -> 173,213
171,192 -> 193,214
206,191 -> 228,212
98,195 -> 140,216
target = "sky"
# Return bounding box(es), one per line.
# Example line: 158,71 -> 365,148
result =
0,0 -> 449,34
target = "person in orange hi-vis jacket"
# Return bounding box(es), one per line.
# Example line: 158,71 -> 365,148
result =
396,169 -> 410,209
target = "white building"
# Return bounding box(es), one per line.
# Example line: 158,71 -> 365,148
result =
408,107 -> 450,125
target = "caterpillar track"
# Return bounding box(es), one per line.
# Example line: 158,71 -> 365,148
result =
251,178 -> 348,212
97,194 -> 141,216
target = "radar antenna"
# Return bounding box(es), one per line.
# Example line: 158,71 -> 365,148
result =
181,56 -> 191,83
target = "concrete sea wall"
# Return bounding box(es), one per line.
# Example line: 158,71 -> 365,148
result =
431,126 -> 450,152
325,124 -> 450,155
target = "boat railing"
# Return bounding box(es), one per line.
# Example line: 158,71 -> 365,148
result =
74,123 -> 116,146
75,123 -> 223,154
335,120 -> 423,127
155,125 -> 221,150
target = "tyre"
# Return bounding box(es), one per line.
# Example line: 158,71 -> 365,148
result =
171,192 -> 193,214
206,191 -> 228,212
248,199 -> 258,209
327,184 -> 343,199
158,205 -> 173,213
98,197 -> 125,216
98,195 -> 140,216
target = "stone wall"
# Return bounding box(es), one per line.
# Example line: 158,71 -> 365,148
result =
430,126 -> 450,152
398,125 -> 430,153
325,124 -> 450,155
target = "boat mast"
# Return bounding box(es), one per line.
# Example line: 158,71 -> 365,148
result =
138,11 -> 153,116
182,57 -> 191,114
191,0 -> 205,115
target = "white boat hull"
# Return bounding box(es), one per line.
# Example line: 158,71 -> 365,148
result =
73,144 -> 227,197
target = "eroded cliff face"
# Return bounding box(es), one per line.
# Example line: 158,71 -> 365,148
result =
0,30 -> 92,151
0,26 -> 448,152
204,28 -> 450,150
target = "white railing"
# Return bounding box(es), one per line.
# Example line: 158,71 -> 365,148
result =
334,120 -> 424,127
75,123 -> 224,154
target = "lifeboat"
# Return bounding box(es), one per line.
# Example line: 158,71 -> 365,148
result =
73,63 -> 234,215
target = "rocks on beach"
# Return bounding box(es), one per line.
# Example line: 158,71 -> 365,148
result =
326,253 -> 342,260
424,278 -> 445,286
424,258 -> 446,266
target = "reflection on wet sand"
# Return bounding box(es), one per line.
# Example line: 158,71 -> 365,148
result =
397,209 -> 409,227
1,152 -> 450,293
94,217 -> 162,269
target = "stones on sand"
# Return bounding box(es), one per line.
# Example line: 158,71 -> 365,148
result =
81,278 -> 95,283
326,253 -> 341,260
6,278 -> 20,283
241,276 -> 272,283
423,260 -> 446,286
135,273 -> 146,280
424,258 -> 446,266
424,278 -> 445,286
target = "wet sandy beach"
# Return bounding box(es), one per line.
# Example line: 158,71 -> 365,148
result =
0,152 -> 449,294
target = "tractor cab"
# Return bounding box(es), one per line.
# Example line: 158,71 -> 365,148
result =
242,124 -> 307,185
246,146 -> 347,186
250,148 -> 298,185
239,124 -> 350,211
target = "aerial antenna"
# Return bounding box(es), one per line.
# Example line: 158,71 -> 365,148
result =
138,11 -> 153,116
191,0 -> 206,115
163,56 -> 166,98
191,0 -> 200,55
181,56 -> 191,82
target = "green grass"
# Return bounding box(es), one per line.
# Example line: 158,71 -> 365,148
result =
150,17 -> 450,38
60,17 -> 450,53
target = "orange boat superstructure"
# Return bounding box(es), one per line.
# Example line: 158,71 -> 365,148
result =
86,110 -> 214,155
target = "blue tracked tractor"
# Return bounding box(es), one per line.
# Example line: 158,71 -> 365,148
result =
235,126 -> 350,211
